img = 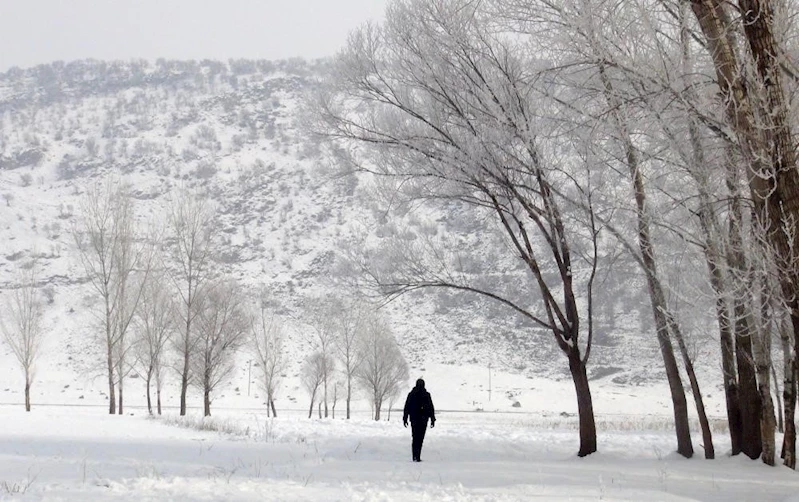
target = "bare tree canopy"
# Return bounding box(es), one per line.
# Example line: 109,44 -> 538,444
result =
0,260 -> 45,412
72,179 -> 153,415
302,351 -> 333,419
133,272 -> 174,416
355,314 -> 409,421
303,297 -> 339,418
166,187 -> 217,416
333,297 -> 368,420
315,0 -> 601,455
191,279 -> 249,417
250,295 -> 286,418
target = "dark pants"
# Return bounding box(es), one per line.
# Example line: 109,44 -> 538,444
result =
410,417 -> 428,461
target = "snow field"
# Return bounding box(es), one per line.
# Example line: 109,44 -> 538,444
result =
1,406 -> 799,501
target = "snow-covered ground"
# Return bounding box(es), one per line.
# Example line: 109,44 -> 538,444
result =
3,357 -> 793,500
2,404 -> 799,501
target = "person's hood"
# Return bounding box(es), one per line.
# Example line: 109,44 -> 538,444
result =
415,378 -> 425,389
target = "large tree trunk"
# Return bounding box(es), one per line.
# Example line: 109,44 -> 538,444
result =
324,376 -> 329,418
204,387 -> 211,417
719,302 -> 742,455
755,276 -> 776,465
117,338 -> 125,416
180,345 -> 189,416
737,0 -> 799,231
755,329 -> 777,465
597,63 -> 692,458
202,371 -> 212,417
689,0 -> 799,465
683,47 -> 736,457
783,314 -> 798,467
270,398 -> 277,418
651,296 -> 693,458
308,391 -> 316,419
741,5 -> 799,451
347,379 -> 352,420
24,379 -> 31,412
117,379 -> 124,415
773,365 -> 784,433
732,300 -> 762,459
636,215 -> 693,458
697,205 -> 742,454
146,373 -> 153,415
689,143 -> 740,457
723,322 -> 743,456
789,311 -> 799,468
632,155 -> 693,459
107,344 -> 116,415
157,388 -> 162,416
726,167 -> 762,459
568,350 -> 597,457
666,313 -> 715,458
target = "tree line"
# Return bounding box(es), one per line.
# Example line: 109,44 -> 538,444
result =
0,181 -> 408,421
312,0 -> 799,466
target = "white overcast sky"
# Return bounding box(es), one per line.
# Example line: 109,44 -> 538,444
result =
0,0 -> 388,71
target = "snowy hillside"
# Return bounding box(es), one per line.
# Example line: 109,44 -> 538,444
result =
0,59 -> 715,414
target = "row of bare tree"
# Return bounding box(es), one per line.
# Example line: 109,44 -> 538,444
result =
300,301 -> 409,421
1,183 -> 409,421
313,0 -> 799,466
0,192 -> 254,419
70,181 -> 256,417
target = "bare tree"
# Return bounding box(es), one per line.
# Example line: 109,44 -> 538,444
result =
493,0 -> 729,459
330,379 -> 344,419
191,279 -> 248,417
385,384 -> 403,422
687,0 -> 799,467
333,298 -> 366,419
355,315 -> 409,421
301,351 -> 331,419
753,256 -> 779,467
166,188 -> 216,416
495,0 -> 798,465
133,273 -> 174,415
73,180 -> 151,415
316,0 -> 601,455
778,307 -> 796,459
304,298 -> 337,418
0,261 -> 45,411
250,298 -> 285,417
115,197 -> 157,416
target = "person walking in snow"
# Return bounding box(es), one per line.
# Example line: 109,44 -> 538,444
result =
403,378 -> 436,462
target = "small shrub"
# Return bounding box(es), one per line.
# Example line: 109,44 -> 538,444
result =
1,472 -> 36,495
157,414 -> 248,436
195,160 -> 217,179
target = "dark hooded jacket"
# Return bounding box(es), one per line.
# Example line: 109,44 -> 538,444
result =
403,379 -> 435,424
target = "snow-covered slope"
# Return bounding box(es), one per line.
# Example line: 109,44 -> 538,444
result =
0,58 -> 716,413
